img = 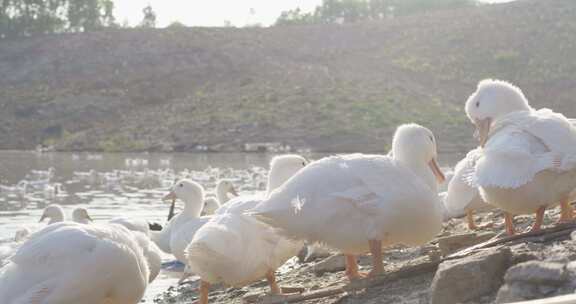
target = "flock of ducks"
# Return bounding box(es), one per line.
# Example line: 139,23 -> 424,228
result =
1,79 -> 576,304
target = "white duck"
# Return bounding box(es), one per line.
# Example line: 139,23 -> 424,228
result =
71,207 -> 93,224
0,222 -> 161,304
150,179 -> 238,253
183,155 -> 308,303
168,181 -> 211,265
186,213 -> 304,304
214,179 -> 238,205
150,180 -> 209,262
215,154 -> 308,215
151,180 -> 201,253
39,204 -> 66,224
14,205 -> 90,243
202,197 -> 221,216
464,79 -> 576,235
130,230 -> 163,283
251,124 -> 445,280
109,217 -> 151,236
443,148 -> 493,230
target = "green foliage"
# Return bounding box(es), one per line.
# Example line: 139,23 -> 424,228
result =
275,8 -> 316,26
0,0 -> 116,38
167,20 -> 186,28
275,0 -> 478,26
67,0 -> 116,32
0,0 -> 68,38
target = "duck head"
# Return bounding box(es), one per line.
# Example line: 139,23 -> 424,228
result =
392,124 -> 445,191
267,154 -> 309,193
72,207 -> 93,224
164,179 -> 205,217
215,179 -> 238,204
39,204 -> 65,224
202,197 -> 221,215
465,79 -> 531,147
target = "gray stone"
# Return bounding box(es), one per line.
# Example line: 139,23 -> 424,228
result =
430,247 -> 511,304
504,261 -> 567,285
495,261 -> 569,303
305,244 -> 333,262
510,243 -> 541,264
496,281 -> 565,303
495,282 -> 529,303
312,255 -> 346,276
421,245 -> 442,261
437,232 -> 497,256
565,261 -> 576,283
570,230 -> 576,241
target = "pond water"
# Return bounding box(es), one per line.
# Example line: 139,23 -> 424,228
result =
0,150 -> 459,302
0,150 -> 329,301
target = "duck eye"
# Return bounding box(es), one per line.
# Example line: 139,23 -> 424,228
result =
476,101 -> 480,107
429,135 -> 434,142
302,162 -> 306,166
179,183 -> 183,187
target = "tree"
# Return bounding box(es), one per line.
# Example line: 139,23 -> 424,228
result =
0,0 -> 116,38
0,0 -> 67,38
167,20 -> 185,28
140,4 -> 156,28
275,0 -> 479,26
275,8 -> 316,26
67,0 -> 116,32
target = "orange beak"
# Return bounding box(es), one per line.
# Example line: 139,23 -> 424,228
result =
474,118 -> 492,147
163,191 -> 176,201
428,158 -> 445,184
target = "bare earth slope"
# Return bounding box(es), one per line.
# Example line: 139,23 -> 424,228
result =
0,0 -> 575,153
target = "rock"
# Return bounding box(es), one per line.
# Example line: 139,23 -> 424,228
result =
495,281 -> 561,303
504,261 -> 566,285
565,261 -> 576,285
510,243 -> 541,264
437,232 -> 497,256
421,245 -> 442,261
495,283 -> 527,303
358,254 -> 372,266
313,255 -> 346,276
242,292 -> 262,303
570,230 -> 576,241
496,261 -> 569,303
430,247 -> 511,304
304,244 -> 333,262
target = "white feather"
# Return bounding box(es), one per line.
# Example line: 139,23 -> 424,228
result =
251,153 -> 443,254
186,213 -> 302,286
0,223 -> 154,304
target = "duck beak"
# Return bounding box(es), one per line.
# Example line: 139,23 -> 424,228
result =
229,186 -> 239,197
474,118 -> 492,147
86,214 -> 93,222
39,214 -> 46,223
163,191 -> 176,201
428,158 -> 446,184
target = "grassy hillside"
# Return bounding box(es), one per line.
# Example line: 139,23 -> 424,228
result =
0,0 -> 575,155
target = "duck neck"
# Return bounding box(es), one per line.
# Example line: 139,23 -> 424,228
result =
181,195 -> 203,218
396,157 -> 438,193
266,169 -> 290,195
216,185 -> 229,204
